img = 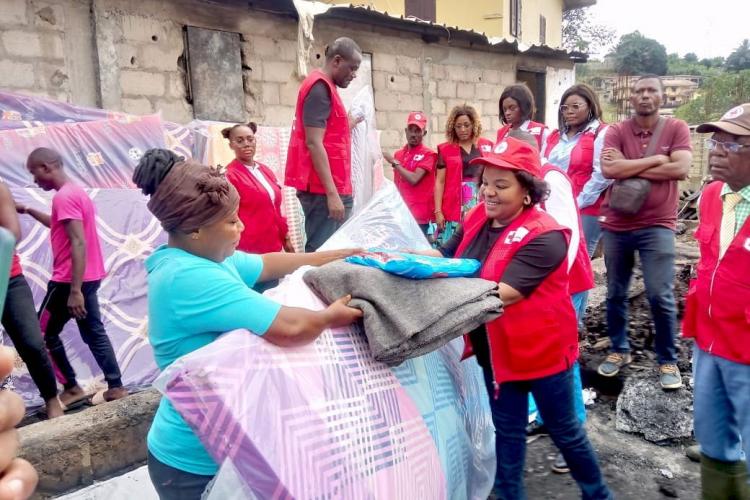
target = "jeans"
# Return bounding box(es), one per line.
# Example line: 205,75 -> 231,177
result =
2,275 -> 58,400
574,214 -> 604,321
532,362 -> 587,425
693,347 -> 750,471
602,227 -> 677,364
484,368 -> 612,500
581,214 -> 603,257
296,191 -> 353,252
148,451 -> 214,500
38,280 -> 123,390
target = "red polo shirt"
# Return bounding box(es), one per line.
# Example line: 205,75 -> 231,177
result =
599,117 -> 692,232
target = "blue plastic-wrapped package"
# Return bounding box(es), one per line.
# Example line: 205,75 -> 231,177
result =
346,250 -> 481,279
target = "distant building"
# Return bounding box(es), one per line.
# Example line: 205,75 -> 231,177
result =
660,77 -> 701,109
319,0 -> 596,48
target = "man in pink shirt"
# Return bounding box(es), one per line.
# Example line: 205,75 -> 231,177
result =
17,147 -> 127,407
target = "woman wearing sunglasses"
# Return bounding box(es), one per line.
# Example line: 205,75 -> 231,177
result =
543,84 -> 609,264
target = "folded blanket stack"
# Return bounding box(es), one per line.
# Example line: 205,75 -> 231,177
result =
304,261 -> 503,366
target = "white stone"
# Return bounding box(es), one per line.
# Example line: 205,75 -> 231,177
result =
2,30 -> 63,59
0,60 -> 35,87
120,71 -> 165,97
121,97 -> 154,116
0,0 -> 27,25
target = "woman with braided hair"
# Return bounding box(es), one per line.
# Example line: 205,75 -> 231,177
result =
134,149 -> 362,499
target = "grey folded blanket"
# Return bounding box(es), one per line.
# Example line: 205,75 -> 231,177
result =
303,261 -> 503,366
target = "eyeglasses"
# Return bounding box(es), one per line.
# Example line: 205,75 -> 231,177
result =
705,138 -> 750,153
232,136 -> 256,146
560,103 -> 587,113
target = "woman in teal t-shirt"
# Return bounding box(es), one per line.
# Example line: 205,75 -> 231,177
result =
133,150 -> 362,500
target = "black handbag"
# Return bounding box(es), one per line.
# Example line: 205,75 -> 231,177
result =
608,178 -> 652,215
608,117 -> 666,216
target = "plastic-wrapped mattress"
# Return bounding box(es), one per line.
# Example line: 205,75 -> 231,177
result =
156,185 -> 495,499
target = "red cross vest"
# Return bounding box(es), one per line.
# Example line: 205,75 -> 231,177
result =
456,205 -> 579,385
543,124 -> 606,216
682,181 -> 750,365
437,138 -> 493,222
284,70 -> 352,195
541,164 -> 595,295
394,144 -> 437,224
496,121 -> 546,150
226,159 -> 288,254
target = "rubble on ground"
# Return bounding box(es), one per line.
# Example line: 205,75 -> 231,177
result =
615,377 -> 694,443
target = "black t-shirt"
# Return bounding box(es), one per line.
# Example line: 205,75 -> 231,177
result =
439,220 -> 568,369
461,145 -> 482,179
302,81 -> 331,128
436,144 -> 483,180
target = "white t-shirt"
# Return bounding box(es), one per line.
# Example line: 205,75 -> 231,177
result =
542,168 -> 580,272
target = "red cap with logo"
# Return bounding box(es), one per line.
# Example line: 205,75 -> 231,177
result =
407,111 -> 427,130
469,137 -> 542,178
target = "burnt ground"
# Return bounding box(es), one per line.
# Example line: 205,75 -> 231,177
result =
525,230 -> 702,499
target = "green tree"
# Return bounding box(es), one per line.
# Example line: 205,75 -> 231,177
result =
725,39 -> 750,72
613,31 -> 668,76
684,53 -> 698,63
562,7 -> 615,54
700,57 -> 725,68
667,53 -> 722,77
675,70 -> 750,124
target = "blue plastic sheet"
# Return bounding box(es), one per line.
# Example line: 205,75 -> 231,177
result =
346,250 -> 481,279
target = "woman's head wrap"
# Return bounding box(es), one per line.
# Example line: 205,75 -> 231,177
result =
133,149 -> 239,234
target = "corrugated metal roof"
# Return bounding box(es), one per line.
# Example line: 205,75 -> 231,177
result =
318,3 -> 587,62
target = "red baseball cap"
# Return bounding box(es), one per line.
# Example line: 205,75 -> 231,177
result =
407,111 -> 427,130
469,137 -> 542,178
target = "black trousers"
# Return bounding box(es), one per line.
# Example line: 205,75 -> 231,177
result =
296,191 -> 353,252
148,451 -> 214,500
38,280 -> 122,390
2,275 -> 58,400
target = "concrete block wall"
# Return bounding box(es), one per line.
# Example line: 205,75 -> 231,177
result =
0,0 -> 70,102
313,19 -> 525,152
2,0 -> 575,154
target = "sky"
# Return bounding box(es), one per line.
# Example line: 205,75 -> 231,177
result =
587,0 -> 747,60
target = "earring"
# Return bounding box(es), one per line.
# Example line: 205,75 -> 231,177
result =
523,195 -> 531,206
191,233 -> 200,240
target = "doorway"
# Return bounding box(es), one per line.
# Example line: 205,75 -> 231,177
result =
516,69 -> 546,123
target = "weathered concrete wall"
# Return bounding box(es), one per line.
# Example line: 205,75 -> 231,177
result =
18,389 -> 160,499
1,0 -> 576,152
0,0 -> 100,107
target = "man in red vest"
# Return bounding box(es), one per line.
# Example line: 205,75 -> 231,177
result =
285,37 -> 362,252
383,111 -> 437,236
683,103 -> 750,498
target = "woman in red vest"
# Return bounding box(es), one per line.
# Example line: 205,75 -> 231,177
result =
223,122 -> 294,254
426,138 -> 611,499
433,104 -> 493,246
496,84 -> 549,150
543,84 -> 609,263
